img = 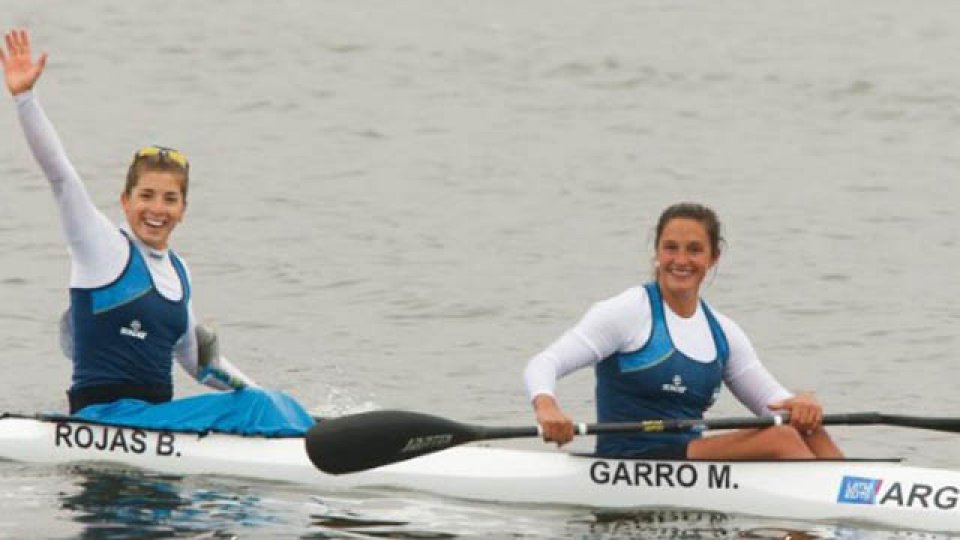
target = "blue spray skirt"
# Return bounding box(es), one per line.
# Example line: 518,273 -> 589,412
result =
72,388 -> 315,437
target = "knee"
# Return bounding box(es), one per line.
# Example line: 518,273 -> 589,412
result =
763,425 -> 814,459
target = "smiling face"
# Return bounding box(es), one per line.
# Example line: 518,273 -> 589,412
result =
655,217 -> 718,315
120,170 -> 187,250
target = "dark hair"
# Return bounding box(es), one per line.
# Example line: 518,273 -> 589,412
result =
654,202 -> 724,258
124,155 -> 189,199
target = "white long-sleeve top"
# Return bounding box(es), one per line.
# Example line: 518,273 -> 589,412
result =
14,90 -> 252,391
524,286 -> 792,417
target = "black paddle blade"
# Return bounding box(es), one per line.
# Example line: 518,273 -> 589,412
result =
305,410 -> 480,475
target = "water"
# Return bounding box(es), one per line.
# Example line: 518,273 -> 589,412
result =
2,0 -> 960,537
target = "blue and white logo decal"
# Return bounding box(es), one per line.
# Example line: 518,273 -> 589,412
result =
837,476 -> 882,505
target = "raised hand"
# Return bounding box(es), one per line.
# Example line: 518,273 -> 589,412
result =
0,28 -> 48,96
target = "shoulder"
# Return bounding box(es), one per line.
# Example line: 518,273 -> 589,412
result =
580,286 -> 650,331
590,286 -> 648,316
704,302 -> 735,329
703,301 -> 754,349
169,249 -> 192,277
567,286 -> 651,353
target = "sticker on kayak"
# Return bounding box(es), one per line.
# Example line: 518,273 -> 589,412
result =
837,474 -> 960,510
837,476 -> 882,505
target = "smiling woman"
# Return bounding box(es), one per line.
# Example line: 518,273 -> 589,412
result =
121,147 -> 190,251
0,29 -> 269,416
523,202 -> 845,460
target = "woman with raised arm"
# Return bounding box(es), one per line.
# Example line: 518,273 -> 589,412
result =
524,202 -> 843,459
2,29 -> 310,434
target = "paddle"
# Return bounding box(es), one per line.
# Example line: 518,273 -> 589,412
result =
305,410 -> 960,475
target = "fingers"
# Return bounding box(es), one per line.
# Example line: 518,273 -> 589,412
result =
776,392 -> 824,434
532,394 -> 575,446
789,406 -> 818,432
15,28 -> 30,55
7,29 -> 22,56
2,28 -> 46,95
3,31 -> 13,57
20,28 -> 31,57
535,404 -> 575,444
3,28 -> 31,57
540,415 -> 575,445
3,30 -> 17,63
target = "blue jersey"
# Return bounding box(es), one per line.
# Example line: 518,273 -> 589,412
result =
594,282 -> 729,456
68,234 -> 190,392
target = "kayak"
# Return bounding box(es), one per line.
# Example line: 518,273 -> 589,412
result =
1,413 -> 959,532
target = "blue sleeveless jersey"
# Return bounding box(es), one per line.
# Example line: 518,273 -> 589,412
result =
68,235 -> 190,392
594,283 -> 729,456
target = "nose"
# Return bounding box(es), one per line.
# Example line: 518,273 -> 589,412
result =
147,198 -> 167,214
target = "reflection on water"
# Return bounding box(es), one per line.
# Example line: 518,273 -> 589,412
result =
584,510 -> 959,540
51,474 -> 960,540
588,510 -> 734,539
306,498 -> 844,540
304,492 -> 960,539
307,495 -> 456,539
584,510 -> 824,540
59,465 -> 275,539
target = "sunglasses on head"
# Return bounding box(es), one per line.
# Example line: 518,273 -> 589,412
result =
133,145 -> 189,170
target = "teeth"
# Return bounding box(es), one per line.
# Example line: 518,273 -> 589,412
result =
145,218 -> 165,227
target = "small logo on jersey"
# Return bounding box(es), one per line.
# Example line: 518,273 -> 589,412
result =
837,476 -> 882,505
120,319 -> 148,340
662,374 -> 687,394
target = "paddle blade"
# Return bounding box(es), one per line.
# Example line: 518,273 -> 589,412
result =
305,410 -> 480,474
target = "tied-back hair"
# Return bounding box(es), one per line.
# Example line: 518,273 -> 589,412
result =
654,202 -> 724,258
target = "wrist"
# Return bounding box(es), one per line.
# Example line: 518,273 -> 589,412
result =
532,394 -> 558,412
12,89 -> 34,105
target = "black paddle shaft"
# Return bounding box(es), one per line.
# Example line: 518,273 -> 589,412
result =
304,410 -> 788,475
304,410 -> 960,475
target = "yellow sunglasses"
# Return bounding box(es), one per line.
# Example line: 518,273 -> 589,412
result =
133,145 -> 189,170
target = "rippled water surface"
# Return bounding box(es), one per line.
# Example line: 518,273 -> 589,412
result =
2,0 -> 960,537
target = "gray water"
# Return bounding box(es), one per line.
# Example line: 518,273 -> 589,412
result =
2,0 -> 960,537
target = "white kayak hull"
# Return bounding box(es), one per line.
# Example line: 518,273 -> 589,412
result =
1,415 -> 958,532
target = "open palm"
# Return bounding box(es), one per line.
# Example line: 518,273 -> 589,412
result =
0,29 -> 47,96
